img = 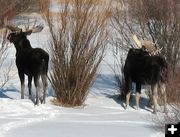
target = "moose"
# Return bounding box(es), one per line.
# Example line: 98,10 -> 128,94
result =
6,24 -> 49,105
123,48 -> 167,114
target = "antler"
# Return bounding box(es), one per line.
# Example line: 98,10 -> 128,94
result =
6,24 -> 22,32
132,34 -> 142,48
30,25 -> 44,33
5,16 -> 43,33
24,24 -> 44,35
132,35 -> 161,55
142,39 -> 157,55
6,24 -> 43,35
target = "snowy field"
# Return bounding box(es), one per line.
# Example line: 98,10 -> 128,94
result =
0,30 -> 164,137
0,1 -> 165,137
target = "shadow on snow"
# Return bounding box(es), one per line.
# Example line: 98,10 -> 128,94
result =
91,74 -> 152,112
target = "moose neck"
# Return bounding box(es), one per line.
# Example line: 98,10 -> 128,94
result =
13,38 -> 32,53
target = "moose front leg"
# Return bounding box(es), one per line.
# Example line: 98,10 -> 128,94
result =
126,91 -> 131,109
41,74 -> 48,104
18,71 -> 25,99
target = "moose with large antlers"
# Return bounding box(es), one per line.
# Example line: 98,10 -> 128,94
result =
6,24 -> 49,105
123,35 -> 168,114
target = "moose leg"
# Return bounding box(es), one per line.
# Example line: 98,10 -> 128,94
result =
34,75 -> 40,105
125,79 -> 131,109
18,71 -> 25,99
41,74 -> 47,104
160,83 -> 167,113
126,92 -> 131,109
151,84 -> 158,114
28,76 -> 32,100
135,83 -> 141,110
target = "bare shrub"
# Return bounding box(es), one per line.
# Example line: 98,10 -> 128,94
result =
152,68 -> 180,131
0,0 -> 46,25
166,69 -> 180,105
42,0 -> 110,106
126,0 -> 180,74
163,68 -> 180,125
0,29 -> 12,88
111,50 -> 126,101
39,0 -> 50,14
110,0 -> 136,99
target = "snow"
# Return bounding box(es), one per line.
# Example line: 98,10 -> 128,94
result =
0,95 -> 160,137
0,2 -> 165,137
0,44 -> 164,137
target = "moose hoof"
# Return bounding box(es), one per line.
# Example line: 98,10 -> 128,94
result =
35,100 -> 39,106
136,107 -> 140,111
39,97 -> 45,104
125,105 -> 130,110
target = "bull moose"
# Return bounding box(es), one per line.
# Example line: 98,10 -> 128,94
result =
6,24 -> 49,105
124,48 -> 167,114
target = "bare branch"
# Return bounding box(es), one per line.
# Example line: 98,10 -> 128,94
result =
42,0 -> 110,106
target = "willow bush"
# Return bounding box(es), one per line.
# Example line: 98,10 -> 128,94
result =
0,28 -> 12,88
42,0 -> 111,106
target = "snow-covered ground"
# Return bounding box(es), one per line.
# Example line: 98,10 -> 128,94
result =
0,97 -> 161,137
0,33 -> 164,137
0,97 -> 158,137
0,1 -> 165,137
0,75 -> 163,137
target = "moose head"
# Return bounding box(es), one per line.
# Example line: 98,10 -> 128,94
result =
132,34 -> 162,55
6,24 -> 43,43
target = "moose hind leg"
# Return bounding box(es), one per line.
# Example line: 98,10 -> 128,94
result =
34,75 -> 40,105
161,83 -> 167,113
135,83 -> 141,110
18,71 -> 25,99
41,74 -> 47,104
28,76 -> 32,100
151,84 -> 158,114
